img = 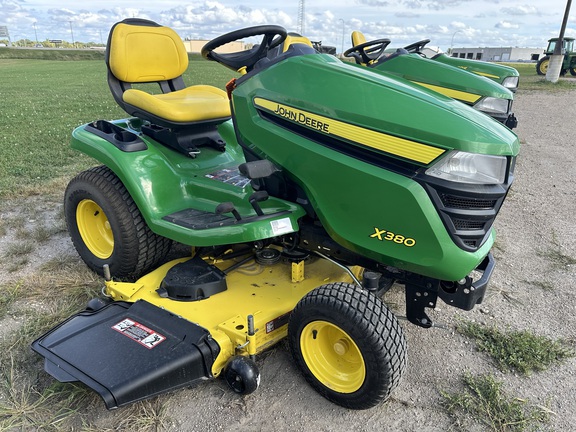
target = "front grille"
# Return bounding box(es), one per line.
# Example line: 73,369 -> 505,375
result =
440,194 -> 497,210
452,218 -> 486,231
419,157 -> 515,252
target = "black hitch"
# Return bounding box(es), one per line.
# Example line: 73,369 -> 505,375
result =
404,253 -> 495,328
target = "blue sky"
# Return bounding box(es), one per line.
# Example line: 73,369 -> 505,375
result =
1,0 -> 574,51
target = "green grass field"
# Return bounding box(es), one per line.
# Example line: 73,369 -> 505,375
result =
0,56 -> 237,198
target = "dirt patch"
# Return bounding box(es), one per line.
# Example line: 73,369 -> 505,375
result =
1,87 -> 575,431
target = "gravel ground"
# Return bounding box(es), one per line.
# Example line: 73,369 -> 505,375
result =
1,82 -> 575,431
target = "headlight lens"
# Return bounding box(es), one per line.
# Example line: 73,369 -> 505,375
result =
502,76 -> 519,90
426,151 -> 507,184
473,97 -> 509,115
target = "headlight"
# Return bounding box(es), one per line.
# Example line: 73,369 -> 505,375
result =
426,151 -> 507,184
502,76 -> 519,90
473,97 -> 509,115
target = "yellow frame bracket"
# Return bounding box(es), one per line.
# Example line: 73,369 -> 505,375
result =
291,261 -> 305,283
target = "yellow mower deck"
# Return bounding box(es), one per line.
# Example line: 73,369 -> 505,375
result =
105,253 -> 358,376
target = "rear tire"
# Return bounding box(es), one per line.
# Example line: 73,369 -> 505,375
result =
65,166 -> 172,280
288,282 -> 407,409
570,67 -> 576,76
536,56 -> 549,75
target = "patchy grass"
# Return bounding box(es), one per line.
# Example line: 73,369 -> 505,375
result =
0,281 -> 23,319
526,279 -> 555,291
537,232 -> 576,269
4,240 -> 36,257
442,373 -> 551,432
0,359 -> 91,431
516,75 -> 576,92
485,283 -> 523,307
0,259 -> 115,431
458,321 -> 574,374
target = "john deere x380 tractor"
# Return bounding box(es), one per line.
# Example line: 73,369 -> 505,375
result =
32,19 -> 520,411
397,38 -> 520,92
344,31 -> 518,129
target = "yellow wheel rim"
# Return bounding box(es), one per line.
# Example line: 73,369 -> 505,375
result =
76,199 -> 114,259
300,320 -> 366,393
540,60 -> 549,74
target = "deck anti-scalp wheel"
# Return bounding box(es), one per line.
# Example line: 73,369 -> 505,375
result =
288,282 -> 407,409
65,165 -> 172,280
223,356 -> 260,395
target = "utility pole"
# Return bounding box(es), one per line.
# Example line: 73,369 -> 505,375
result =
33,22 -> 38,45
298,0 -> 305,35
69,20 -> 75,48
339,19 -> 345,56
546,0 -> 572,82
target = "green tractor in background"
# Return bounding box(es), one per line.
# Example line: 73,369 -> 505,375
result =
396,39 -> 520,92
344,31 -> 518,129
536,37 -> 576,76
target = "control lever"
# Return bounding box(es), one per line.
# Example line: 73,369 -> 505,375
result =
248,191 -> 269,216
215,202 -> 242,221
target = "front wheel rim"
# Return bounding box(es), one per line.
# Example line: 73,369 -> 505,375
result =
300,320 -> 366,393
76,199 -> 114,259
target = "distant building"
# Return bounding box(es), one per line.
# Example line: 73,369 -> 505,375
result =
183,40 -> 246,54
450,47 -> 544,62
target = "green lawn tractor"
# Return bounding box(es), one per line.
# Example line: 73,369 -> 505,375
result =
536,37 -> 576,76
343,31 -> 517,129
32,19 -> 520,411
395,38 -> 520,92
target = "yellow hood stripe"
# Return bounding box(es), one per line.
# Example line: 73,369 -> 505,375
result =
457,66 -> 500,79
473,71 -> 500,79
411,81 -> 482,104
254,97 -> 445,164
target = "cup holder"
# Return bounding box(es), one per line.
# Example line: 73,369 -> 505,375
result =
114,131 -> 138,143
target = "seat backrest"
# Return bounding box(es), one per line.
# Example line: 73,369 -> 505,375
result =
107,18 -> 188,84
106,18 -> 190,112
281,34 -> 314,52
351,31 -> 367,47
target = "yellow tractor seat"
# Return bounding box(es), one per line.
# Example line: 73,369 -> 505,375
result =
280,34 -> 314,52
351,30 -> 367,47
106,18 -> 231,156
123,85 -> 231,124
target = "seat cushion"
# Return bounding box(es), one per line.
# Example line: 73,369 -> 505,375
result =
123,85 -> 231,123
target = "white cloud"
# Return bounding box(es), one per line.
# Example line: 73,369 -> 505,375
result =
495,21 -> 520,30
500,5 -> 540,16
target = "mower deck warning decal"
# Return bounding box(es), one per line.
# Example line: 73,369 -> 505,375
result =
112,318 -> 166,349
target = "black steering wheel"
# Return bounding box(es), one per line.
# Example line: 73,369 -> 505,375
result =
202,25 -> 287,72
344,39 -> 390,63
403,39 -> 431,54
343,38 -> 391,64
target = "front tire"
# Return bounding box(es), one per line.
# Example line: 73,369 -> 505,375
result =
288,282 -> 407,409
570,67 -> 576,76
536,56 -> 549,75
65,166 -> 172,280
